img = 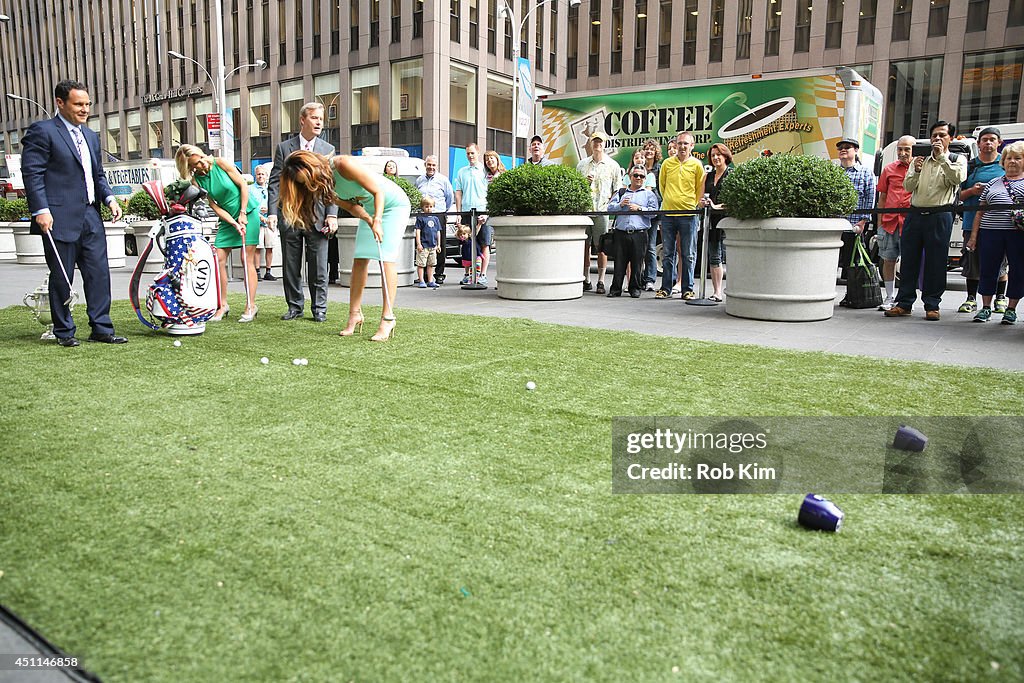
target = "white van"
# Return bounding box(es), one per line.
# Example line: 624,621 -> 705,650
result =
350,147 -> 425,183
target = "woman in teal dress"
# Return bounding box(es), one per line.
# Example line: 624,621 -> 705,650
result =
174,143 -> 262,323
278,150 -> 411,341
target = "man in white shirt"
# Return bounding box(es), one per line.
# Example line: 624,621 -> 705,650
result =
576,133 -> 621,293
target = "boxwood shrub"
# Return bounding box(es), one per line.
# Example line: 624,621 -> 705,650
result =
126,190 -> 162,220
718,153 -> 857,220
486,164 -> 592,216
0,198 -> 30,221
390,176 -> 422,208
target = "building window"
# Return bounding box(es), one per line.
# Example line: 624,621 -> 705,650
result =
471,0 -> 479,49
414,0 -> 423,37
709,0 -> 724,62
278,0 -> 287,65
825,0 -> 842,48
1011,0 -> 1024,26
392,0 -> 402,43
351,66 -> 380,150
966,0 -> 989,32
194,96 -> 214,153
634,0 -> 648,69
886,57 -> 943,141
314,74 -> 341,150
294,2 -> 303,62
892,0 -> 911,40
226,92 -> 242,162
486,75 -> 519,158
146,106 -> 165,157
536,0 -> 544,69
279,81 -> 305,140
858,0 -> 876,45
450,63 -> 478,148
451,0 -> 461,43
351,1 -> 360,50
504,3 -> 513,59
311,0 -> 321,58
106,113 -> 122,159
795,0 -> 811,53
391,58 -> 424,146
248,86 -> 271,159
331,0 -> 340,53
736,0 -> 752,60
683,0 -> 697,65
589,0 -> 601,77
611,0 -> 623,73
263,0 -> 272,58
171,101 -> 188,150
550,2 -> 557,74
765,0 -> 781,56
370,0 -> 380,47
928,0 -> 948,37
488,0 -> 497,54
958,49 -> 1024,132
568,3 -> 579,76
126,111 -> 142,160
657,0 -> 671,68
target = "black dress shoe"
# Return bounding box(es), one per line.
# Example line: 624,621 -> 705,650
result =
88,333 -> 128,344
281,310 -> 303,320
57,337 -> 81,347
606,291 -> 622,297
629,290 -> 641,298
312,313 -> 326,323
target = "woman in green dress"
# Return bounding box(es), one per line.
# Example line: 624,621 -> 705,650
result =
278,150 -> 411,341
175,144 -> 262,322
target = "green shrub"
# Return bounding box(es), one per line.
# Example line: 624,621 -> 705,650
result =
99,198 -> 128,222
0,198 -> 30,221
718,154 -> 857,220
486,164 -> 592,216
390,176 -> 422,208
125,190 -> 162,220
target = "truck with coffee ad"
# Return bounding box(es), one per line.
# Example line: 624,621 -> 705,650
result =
538,67 -> 883,168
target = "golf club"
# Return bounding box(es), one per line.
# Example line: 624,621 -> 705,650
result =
44,230 -> 79,307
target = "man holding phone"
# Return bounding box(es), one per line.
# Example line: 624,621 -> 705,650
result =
885,121 -> 967,321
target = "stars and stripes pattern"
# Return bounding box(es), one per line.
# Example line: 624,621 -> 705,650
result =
146,218 -> 220,328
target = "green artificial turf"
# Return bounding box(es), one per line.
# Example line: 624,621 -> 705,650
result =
1,294 -> 1022,682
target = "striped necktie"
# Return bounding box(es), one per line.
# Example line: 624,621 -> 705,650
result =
70,127 -> 96,204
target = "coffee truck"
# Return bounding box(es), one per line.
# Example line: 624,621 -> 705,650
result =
538,67 -> 883,168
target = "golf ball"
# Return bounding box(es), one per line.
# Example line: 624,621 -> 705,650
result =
260,357 -> 269,365
292,358 -> 302,366
173,340 -> 181,347
526,381 -> 536,391
300,358 -> 309,366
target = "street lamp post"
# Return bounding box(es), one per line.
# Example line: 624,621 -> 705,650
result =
5,93 -> 50,118
499,0 -> 579,168
168,43 -> 266,166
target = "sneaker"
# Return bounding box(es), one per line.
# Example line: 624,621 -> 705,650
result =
958,299 -> 977,313
413,279 -> 422,286
877,297 -> 895,311
644,282 -> 655,292
417,281 -> 427,288
654,289 -> 669,299
994,296 -> 1009,313
263,272 -> 277,281
582,280 -> 593,292
461,275 -> 472,285
1001,308 -> 1017,325
427,281 -> 440,289
595,281 -> 605,294
671,283 -> 682,295
973,308 -> 992,322
682,290 -> 696,300
477,275 -> 488,285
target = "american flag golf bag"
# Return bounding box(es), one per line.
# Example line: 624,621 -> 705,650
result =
130,180 -> 221,334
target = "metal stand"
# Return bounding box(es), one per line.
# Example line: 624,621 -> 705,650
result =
685,207 -> 719,307
462,208 -> 488,290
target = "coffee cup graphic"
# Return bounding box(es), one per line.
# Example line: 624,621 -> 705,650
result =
718,96 -> 802,162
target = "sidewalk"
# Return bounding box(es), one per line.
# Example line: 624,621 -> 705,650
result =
3,258 -> 1021,371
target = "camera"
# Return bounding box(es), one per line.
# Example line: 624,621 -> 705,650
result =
912,142 -> 935,158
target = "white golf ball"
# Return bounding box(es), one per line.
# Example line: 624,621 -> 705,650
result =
260,357 -> 269,365
526,381 -> 537,391
292,358 -> 302,366
173,340 -> 181,347
300,358 -> 309,366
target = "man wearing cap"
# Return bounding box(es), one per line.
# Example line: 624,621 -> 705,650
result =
957,126 -> 1008,314
875,135 -> 916,309
836,137 -> 876,292
885,120 -> 967,321
526,135 -> 556,166
576,132 -> 621,293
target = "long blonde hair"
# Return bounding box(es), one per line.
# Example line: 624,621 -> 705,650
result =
278,150 -> 342,231
174,144 -> 208,181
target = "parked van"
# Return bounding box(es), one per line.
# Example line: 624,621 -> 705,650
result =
351,147 -> 425,182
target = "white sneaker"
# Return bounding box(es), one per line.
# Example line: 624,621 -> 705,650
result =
644,282 -> 655,292
878,297 -> 895,311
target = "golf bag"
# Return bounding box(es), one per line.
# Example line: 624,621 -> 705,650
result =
130,180 -> 221,334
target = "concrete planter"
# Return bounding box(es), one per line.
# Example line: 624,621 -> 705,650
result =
336,217 -> 416,288
13,223 -> 45,264
719,217 -> 847,322
0,223 -> 16,261
489,215 -> 592,301
103,222 -> 127,268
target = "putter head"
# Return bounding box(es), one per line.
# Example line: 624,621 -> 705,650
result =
64,289 -> 79,308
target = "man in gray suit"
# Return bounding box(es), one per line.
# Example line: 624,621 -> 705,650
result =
268,102 -> 339,322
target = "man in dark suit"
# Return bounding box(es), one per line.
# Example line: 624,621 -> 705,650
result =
268,102 -> 339,322
21,79 -> 127,347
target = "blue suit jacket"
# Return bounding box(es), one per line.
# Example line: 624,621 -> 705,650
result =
22,116 -> 115,242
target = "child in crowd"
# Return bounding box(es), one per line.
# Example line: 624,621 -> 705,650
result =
414,196 -> 443,288
456,224 -> 482,284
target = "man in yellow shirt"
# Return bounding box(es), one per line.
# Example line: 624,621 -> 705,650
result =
885,120 -> 967,321
656,132 -> 705,299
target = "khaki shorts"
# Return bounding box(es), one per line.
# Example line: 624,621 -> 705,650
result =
586,214 -> 609,249
258,222 -> 280,251
415,248 -> 438,268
